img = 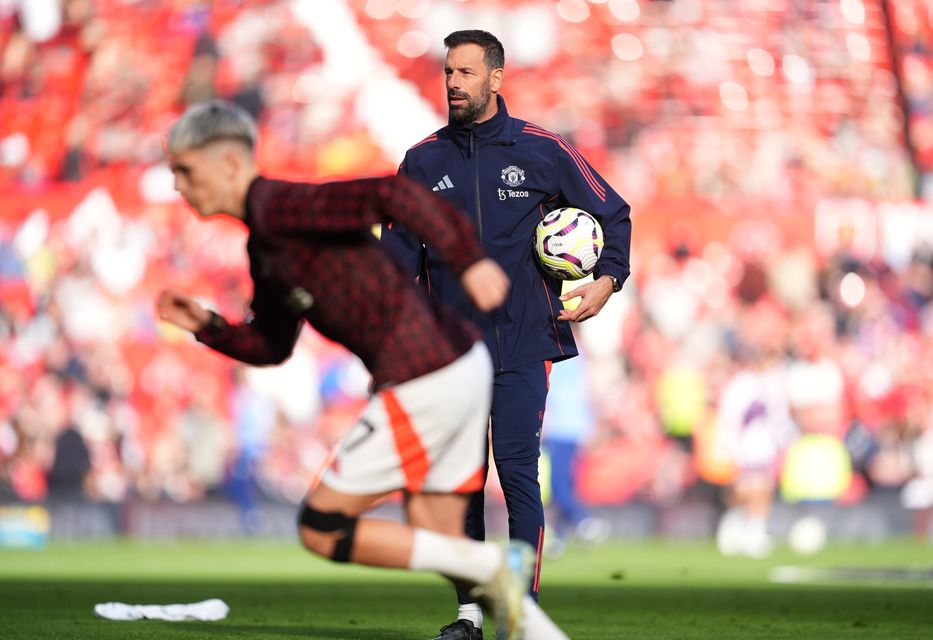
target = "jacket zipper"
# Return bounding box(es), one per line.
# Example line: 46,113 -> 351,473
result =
471,130 -> 504,371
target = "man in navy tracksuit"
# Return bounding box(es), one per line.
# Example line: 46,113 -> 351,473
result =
382,30 -> 631,640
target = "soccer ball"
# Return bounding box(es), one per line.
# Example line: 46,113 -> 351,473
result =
534,207 -> 604,280
787,516 -> 827,556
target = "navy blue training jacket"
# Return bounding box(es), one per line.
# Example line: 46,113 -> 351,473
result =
382,95 -> 632,372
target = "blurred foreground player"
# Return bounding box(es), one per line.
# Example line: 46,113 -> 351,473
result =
156,100 -> 569,640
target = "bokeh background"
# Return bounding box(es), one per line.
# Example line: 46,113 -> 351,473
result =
2,0 -> 933,553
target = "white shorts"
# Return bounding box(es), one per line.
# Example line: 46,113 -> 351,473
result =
321,342 -> 492,495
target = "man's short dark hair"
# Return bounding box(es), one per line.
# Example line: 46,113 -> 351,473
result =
444,30 -> 504,70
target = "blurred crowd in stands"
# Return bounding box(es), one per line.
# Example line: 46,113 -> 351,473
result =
888,0 -> 933,199
2,0 -> 933,541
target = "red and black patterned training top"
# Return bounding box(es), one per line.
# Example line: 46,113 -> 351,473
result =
195,175 -> 484,389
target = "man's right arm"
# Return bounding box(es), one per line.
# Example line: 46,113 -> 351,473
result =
158,288 -> 301,366
381,158 -> 426,281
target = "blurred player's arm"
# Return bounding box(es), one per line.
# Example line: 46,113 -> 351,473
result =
157,287 -> 301,365
373,175 -> 508,310
251,176 -> 508,310
253,176 -> 483,272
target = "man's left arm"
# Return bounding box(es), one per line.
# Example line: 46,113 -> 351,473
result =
551,148 -> 632,322
254,176 -> 486,277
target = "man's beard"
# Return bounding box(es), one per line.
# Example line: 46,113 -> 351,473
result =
448,88 -> 491,127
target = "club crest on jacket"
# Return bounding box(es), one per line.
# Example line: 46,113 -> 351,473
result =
500,165 -> 525,187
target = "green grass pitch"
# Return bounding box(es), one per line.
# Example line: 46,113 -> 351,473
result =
1,539 -> 931,639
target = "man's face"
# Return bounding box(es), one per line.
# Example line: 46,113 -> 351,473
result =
167,146 -> 230,217
445,43 -> 497,126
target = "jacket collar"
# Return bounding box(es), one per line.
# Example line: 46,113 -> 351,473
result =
449,95 -> 514,143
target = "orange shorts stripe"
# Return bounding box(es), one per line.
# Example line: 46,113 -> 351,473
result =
383,390 -> 430,492
453,466 -> 485,494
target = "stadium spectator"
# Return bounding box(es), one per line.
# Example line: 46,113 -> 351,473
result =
713,299 -> 798,558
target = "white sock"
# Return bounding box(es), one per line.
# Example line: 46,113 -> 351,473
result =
457,603 -> 483,628
408,529 -> 502,585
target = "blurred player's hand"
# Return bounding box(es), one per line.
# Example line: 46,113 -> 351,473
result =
157,289 -> 212,333
557,275 -> 613,322
462,258 -> 509,311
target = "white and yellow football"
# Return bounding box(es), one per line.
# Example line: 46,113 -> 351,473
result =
534,207 -> 604,280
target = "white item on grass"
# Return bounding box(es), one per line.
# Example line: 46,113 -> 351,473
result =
94,598 -> 229,622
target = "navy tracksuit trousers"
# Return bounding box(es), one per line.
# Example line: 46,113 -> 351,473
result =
457,360 -> 551,603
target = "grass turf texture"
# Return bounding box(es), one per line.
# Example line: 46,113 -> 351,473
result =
1,540 -> 931,639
